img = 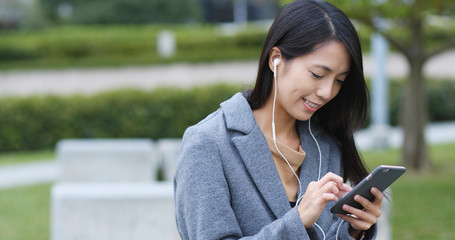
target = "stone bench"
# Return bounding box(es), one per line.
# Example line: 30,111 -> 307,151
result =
56,139 -> 158,182
157,138 -> 182,181
51,182 -> 179,240
52,139 -> 179,240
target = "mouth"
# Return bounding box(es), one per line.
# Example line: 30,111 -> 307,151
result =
302,98 -> 320,112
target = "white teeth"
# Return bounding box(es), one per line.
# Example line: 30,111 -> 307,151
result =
305,99 -> 319,108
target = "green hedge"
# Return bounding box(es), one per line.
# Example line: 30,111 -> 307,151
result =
427,80 -> 455,122
0,25 -> 267,70
1,80 -> 454,152
0,84 -> 240,152
367,79 -> 455,126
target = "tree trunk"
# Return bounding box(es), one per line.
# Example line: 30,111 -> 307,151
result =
401,59 -> 431,171
401,2 -> 432,171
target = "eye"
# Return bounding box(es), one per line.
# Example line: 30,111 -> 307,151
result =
311,72 -> 323,79
336,79 -> 345,85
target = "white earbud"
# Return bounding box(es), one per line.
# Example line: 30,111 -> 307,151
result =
273,58 -> 280,67
273,59 -> 280,78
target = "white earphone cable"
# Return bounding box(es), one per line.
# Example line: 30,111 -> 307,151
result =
272,60 -> 303,197
308,118 -> 323,181
272,60 -> 330,240
309,119 -> 326,240
335,220 -> 345,240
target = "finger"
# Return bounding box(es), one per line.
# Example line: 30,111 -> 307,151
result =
337,214 -> 372,231
342,203 -> 378,227
339,203 -> 376,228
322,192 -> 339,202
319,172 -> 344,188
320,181 -> 341,196
342,183 -> 352,192
354,194 -> 382,218
371,187 -> 384,204
337,183 -> 352,198
354,194 -> 374,210
342,203 -> 371,221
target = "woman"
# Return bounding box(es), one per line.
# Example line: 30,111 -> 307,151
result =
174,0 -> 382,239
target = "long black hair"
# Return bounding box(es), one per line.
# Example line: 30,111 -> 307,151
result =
248,0 -> 369,185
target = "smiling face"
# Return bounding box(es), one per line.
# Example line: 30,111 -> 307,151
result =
271,40 -> 351,121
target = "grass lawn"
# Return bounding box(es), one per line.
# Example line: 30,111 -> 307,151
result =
0,143 -> 454,239
363,143 -> 455,240
0,184 -> 51,240
0,150 -> 54,166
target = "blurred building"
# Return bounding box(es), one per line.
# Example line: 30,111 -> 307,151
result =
199,0 -> 279,23
0,0 -> 280,29
0,0 -> 35,29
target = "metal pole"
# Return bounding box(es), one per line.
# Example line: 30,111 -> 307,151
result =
234,0 -> 248,25
370,32 -> 390,149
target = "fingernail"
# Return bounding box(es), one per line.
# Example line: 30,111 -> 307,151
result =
354,195 -> 361,201
342,204 -> 349,210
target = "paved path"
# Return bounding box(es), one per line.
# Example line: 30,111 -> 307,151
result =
0,160 -> 58,189
1,51 -> 455,97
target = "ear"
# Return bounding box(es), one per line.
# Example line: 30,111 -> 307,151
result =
268,47 -> 282,73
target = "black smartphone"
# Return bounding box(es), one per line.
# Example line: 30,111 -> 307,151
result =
330,165 -> 406,215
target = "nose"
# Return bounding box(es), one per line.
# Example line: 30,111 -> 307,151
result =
315,80 -> 334,101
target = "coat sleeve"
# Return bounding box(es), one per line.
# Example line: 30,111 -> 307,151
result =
325,219 -> 377,240
174,127 -> 315,240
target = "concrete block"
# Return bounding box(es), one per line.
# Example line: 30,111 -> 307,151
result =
157,138 -> 181,181
51,182 -> 179,240
56,139 -> 158,182
157,30 -> 176,58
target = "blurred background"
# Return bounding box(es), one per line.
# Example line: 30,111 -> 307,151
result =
0,0 -> 454,239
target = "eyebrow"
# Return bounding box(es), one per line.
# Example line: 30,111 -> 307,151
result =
314,64 -> 349,75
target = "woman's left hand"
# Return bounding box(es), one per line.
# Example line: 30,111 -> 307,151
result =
337,187 -> 383,232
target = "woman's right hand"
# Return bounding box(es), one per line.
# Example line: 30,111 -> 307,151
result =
297,172 -> 350,228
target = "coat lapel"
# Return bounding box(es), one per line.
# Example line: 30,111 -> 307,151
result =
221,93 -> 290,219
232,128 -> 291,219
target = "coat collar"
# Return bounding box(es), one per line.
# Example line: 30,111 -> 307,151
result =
220,92 -> 256,134
220,93 -> 291,218
220,93 -> 325,138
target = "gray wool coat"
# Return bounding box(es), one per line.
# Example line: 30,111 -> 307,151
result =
174,92 -> 376,239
